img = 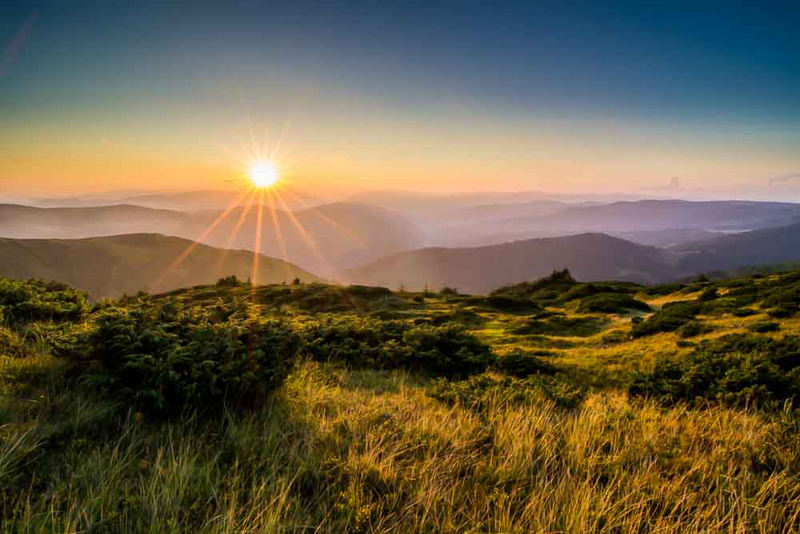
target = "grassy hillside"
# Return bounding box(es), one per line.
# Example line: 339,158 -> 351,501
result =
0,234 -> 317,299
2,269 -> 800,531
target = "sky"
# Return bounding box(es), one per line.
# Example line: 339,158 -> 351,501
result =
1,1 -> 799,198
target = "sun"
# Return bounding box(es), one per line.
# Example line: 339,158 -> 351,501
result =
249,161 -> 279,188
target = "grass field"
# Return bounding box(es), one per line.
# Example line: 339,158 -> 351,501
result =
2,272 -> 800,532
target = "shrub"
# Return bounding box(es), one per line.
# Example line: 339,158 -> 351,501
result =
631,301 -> 701,338
216,275 -> 240,286
768,303 -> 798,319
762,283 -> 800,317
629,334 -> 800,407
698,287 -> 718,301
558,282 -> 640,303
678,320 -> 713,339
491,269 -> 576,301
431,309 -> 485,327
0,278 -> 88,325
494,350 -> 556,377
302,315 -> 408,369
748,321 -> 780,333
0,327 -> 24,358
303,317 -> 494,378
52,306 -> 302,414
600,329 -> 628,345
577,292 -> 651,314
641,283 -> 685,296
429,373 -> 585,411
483,295 -> 542,313
346,285 -> 393,299
403,323 -> 495,378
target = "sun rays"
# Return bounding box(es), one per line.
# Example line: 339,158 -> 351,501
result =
151,125 -> 358,298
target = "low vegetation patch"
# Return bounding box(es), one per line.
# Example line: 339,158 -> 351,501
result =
52,303 -> 302,414
630,333 -> 800,407
748,321 -> 781,333
631,300 -> 701,338
577,292 -> 650,314
512,314 -> 608,337
494,349 -> 556,377
0,278 -> 88,325
428,372 -> 585,411
677,319 -> 714,338
303,315 -> 494,378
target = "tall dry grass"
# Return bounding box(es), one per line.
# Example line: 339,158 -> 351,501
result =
3,358 -> 799,533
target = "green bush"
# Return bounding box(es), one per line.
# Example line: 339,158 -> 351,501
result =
698,287 -> 718,301
629,334 -> 800,407
577,292 -> 651,314
429,373 -> 585,411
0,278 -> 88,325
631,301 -> 701,338
0,327 -> 24,358
494,350 -> 556,377
641,283 -> 685,296
677,320 -> 713,339
216,275 -> 241,287
303,317 -> 494,378
53,305 -> 301,414
762,282 -> 800,317
557,282 -> 640,303
302,315 -> 408,369
491,269 -> 576,302
482,295 -> 542,313
600,329 -> 629,345
748,321 -> 780,333
403,323 -> 495,378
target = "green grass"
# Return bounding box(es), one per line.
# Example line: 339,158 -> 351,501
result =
3,271 -> 800,531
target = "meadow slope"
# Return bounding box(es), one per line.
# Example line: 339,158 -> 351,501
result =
2,270 -> 800,532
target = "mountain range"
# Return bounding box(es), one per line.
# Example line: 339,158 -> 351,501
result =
346,233 -> 675,294
4,195 -> 800,296
0,202 -> 423,277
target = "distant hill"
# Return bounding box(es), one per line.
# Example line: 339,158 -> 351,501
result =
611,228 -> 727,248
0,202 -> 423,277
0,234 -> 317,299
347,220 -> 800,294
0,203 -> 191,239
518,200 -> 800,234
344,197 -> 800,248
194,202 -> 424,276
14,188 -> 332,211
346,233 -> 675,294
674,221 -> 800,274
120,189 -> 327,212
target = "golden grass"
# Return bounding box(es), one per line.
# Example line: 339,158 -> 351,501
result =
2,356 -> 799,533
4,278 -> 800,532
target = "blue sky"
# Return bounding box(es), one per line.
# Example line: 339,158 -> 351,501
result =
2,1 -> 798,196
